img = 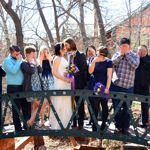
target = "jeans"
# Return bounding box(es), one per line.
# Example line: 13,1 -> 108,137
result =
111,83 -> 133,130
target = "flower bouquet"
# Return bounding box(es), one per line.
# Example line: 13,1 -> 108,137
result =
66,63 -> 79,110
93,82 -> 108,98
66,63 -> 79,77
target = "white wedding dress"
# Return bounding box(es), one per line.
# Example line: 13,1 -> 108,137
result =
50,56 -> 72,129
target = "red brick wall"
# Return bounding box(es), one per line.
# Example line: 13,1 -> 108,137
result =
108,5 -> 150,50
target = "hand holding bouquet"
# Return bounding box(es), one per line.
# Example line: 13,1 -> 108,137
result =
94,82 -> 109,98
66,63 -> 79,88
66,63 -> 79,76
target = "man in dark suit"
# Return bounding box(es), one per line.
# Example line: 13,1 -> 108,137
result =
64,38 -> 87,129
0,64 -> 6,126
134,45 -> 150,129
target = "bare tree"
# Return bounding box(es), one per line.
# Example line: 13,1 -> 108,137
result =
57,0 -> 88,51
52,0 -> 60,42
36,0 -> 55,50
28,16 -> 51,50
0,0 -> 24,48
79,0 -> 88,49
93,8 -> 99,48
125,0 -> 132,40
93,0 -> 107,46
0,5 -> 11,54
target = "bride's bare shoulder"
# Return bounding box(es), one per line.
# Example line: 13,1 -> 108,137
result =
53,56 -> 62,64
54,56 -> 61,61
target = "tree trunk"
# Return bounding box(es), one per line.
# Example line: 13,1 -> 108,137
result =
36,0 -> 55,50
93,0 -> 107,46
0,0 -> 24,49
79,0 -> 88,51
125,0 -> 132,41
52,0 -> 60,42
56,0 -> 88,52
0,7 -> 11,55
138,4 -> 143,46
93,8 -> 99,48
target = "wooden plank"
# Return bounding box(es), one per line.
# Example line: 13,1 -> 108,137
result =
123,144 -> 148,150
0,138 -> 15,150
33,136 -> 45,149
74,145 -> 105,150
69,137 -> 78,147
74,137 -> 90,145
72,137 -> 104,150
15,136 -> 33,150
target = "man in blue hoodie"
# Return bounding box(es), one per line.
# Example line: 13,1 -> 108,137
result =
3,45 -> 31,132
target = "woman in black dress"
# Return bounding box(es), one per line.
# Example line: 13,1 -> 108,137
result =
89,46 -> 113,131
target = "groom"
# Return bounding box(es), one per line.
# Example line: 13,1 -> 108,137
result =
64,38 -> 87,129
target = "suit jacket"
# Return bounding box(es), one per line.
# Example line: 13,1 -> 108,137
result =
134,55 -> 150,88
71,51 -> 87,89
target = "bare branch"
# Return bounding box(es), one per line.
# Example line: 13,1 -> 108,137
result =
56,0 -> 80,25
0,0 -> 24,48
36,0 -> 54,49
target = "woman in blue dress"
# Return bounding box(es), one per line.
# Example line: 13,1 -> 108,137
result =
38,46 -> 54,127
89,46 -> 113,131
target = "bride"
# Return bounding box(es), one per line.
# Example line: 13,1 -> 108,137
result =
50,42 -> 72,129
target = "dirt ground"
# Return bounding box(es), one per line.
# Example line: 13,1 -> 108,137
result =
23,136 -> 124,150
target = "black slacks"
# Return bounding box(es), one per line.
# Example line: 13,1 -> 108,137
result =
90,97 -> 108,131
7,85 -> 31,131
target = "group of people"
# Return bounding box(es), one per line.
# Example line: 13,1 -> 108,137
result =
0,37 -> 149,135
1,45 -> 53,131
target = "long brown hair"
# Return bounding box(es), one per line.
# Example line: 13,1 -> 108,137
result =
64,38 -> 77,51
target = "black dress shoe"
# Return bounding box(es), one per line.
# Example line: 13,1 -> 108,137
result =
122,129 -> 130,135
100,122 -> 106,131
86,122 -> 92,126
114,128 -> 122,134
72,125 -> 77,128
140,124 -> 147,130
78,126 -> 83,130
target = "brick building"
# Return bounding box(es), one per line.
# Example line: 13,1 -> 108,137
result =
107,2 -> 150,52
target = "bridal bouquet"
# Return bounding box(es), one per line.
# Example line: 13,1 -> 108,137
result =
66,63 -> 79,77
66,63 -> 79,110
94,82 -> 108,98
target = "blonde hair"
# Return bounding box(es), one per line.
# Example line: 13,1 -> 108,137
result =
38,45 -> 49,60
40,45 -> 49,52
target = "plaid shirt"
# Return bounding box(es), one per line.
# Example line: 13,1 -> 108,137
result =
112,51 -> 140,89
